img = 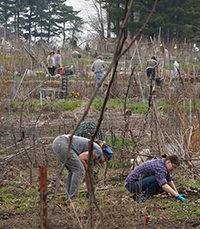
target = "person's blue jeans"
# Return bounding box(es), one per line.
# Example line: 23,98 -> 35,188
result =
94,72 -> 104,94
147,68 -> 155,80
125,175 -> 164,196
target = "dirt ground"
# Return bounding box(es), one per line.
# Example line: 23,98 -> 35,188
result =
1,122 -> 200,229
1,79 -> 200,229
0,162 -> 200,229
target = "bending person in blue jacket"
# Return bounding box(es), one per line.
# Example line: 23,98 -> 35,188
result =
53,135 -> 113,200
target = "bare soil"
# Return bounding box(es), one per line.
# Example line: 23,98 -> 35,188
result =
0,162 -> 200,229
1,79 -> 200,229
1,114 -> 200,229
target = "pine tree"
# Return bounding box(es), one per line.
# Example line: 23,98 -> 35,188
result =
0,0 -> 15,40
101,0 -> 200,42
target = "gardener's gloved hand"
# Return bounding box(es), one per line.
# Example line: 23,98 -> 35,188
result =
177,194 -> 186,202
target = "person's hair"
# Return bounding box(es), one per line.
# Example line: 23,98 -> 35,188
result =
94,139 -> 106,149
165,155 -> 180,166
57,49 -> 60,54
151,56 -> 156,60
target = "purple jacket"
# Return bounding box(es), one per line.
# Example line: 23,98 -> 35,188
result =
125,158 -> 172,187
54,53 -> 61,67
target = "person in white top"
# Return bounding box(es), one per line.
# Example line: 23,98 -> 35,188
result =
173,60 -> 179,77
47,50 -> 55,76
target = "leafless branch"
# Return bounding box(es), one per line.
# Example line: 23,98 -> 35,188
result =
47,0 -> 160,228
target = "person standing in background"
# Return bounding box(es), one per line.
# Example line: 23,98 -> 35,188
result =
173,60 -> 179,77
47,50 -> 55,76
146,56 -> 159,80
54,49 -> 62,74
91,56 -> 107,94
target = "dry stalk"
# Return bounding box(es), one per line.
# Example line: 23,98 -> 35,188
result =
69,201 -> 84,229
102,160 -> 108,185
119,67 -> 135,161
56,203 -> 83,228
47,0 -> 160,228
152,96 -> 165,156
93,215 -> 101,229
47,136 -> 72,229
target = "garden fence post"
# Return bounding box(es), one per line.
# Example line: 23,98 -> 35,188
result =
39,165 -> 47,229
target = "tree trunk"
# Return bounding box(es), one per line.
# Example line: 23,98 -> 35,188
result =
107,3 -> 111,39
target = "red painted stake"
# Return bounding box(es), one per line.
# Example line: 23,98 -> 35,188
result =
39,165 -> 47,229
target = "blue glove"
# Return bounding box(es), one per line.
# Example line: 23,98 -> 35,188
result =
177,194 -> 186,202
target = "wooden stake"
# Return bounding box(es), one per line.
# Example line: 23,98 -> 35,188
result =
39,165 -> 47,229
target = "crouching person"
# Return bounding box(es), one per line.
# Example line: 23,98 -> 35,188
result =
125,155 -> 186,203
52,134 -> 113,200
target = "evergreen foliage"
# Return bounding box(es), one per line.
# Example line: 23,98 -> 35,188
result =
101,0 -> 200,42
1,0 -> 200,43
0,0 -> 83,43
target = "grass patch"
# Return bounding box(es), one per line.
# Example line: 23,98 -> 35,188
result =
108,136 -> 132,149
128,101 -> 149,114
10,98 -> 170,115
11,100 -> 82,111
176,178 -> 200,189
23,187 -> 38,196
46,100 -> 82,110
13,112 -> 35,118
105,136 -> 151,149
0,187 -> 38,213
0,193 -> 16,202
151,197 -> 199,219
0,185 -> 18,193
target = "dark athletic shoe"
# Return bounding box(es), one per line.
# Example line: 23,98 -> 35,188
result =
131,191 -> 151,203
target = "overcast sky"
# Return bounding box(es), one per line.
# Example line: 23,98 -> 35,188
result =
65,0 -> 103,42
65,0 -> 107,46
66,0 -> 96,20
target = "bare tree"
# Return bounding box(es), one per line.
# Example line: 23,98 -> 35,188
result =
47,1 -> 160,228
88,0 -> 106,40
